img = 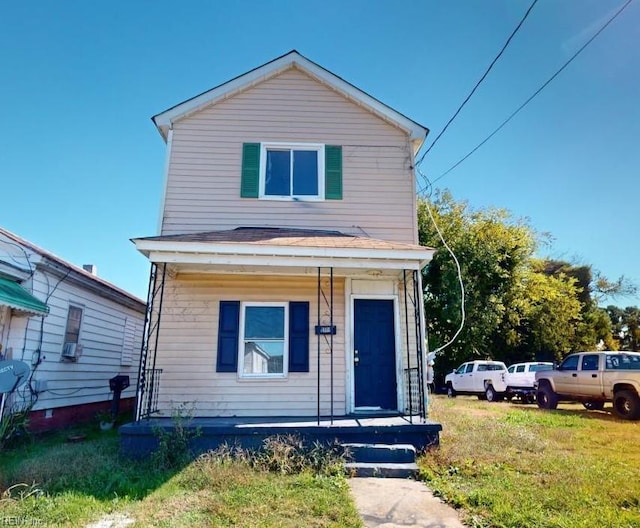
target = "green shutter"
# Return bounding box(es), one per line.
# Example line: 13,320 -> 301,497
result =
324,145 -> 342,200
240,143 -> 260,198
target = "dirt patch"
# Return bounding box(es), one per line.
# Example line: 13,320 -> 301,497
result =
85,513 -> 135,528
461,406 -> 502,418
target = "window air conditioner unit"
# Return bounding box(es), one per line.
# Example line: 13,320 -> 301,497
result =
62,342 -> 82,360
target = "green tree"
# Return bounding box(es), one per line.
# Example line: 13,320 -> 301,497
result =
541,260 -> 616,351
516,264 -> 582,361
419,191 -> 634,382
607,305 -> 640,351
418,192 -> 621,380
418,192 -> 536,374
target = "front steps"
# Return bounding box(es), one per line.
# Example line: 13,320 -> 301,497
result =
343,443 -> 419,478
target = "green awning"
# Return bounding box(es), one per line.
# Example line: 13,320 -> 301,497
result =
0,277 -> 49,316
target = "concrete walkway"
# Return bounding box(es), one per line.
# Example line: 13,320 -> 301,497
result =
349,478 -> 469,528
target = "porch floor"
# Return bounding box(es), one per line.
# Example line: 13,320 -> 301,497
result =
119,414 -> 442,458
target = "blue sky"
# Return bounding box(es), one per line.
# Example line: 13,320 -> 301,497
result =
1,0 -> 638,306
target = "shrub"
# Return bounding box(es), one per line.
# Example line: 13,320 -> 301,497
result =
151,402 -> 201,469
0,407 -> 31,451
194,435 -> 349,477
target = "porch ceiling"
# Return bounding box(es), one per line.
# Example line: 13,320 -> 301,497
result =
164,262 -> 407,278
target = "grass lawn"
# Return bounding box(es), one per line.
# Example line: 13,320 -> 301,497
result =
0,427 -> 361,528
420,395 -> 640,528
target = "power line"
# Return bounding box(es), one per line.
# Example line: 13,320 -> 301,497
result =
421,0 -> 635,193
418,166 -> 466,356
416,0 -> 539,167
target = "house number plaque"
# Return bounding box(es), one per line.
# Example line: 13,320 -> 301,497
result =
314,325 -> 337,335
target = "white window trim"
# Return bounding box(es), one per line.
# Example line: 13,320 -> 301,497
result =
258,142 -> 325,201
238,301 -> 289,379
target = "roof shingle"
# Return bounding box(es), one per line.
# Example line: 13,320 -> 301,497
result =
135,227 -> 432,252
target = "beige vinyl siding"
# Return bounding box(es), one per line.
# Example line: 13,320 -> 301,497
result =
162,67 -> 418,244
153,273 -> 346,417
13,269 -> 144,411
396,275 -> 421,413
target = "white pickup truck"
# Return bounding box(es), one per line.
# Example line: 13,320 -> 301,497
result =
445,360 -> 508,401
535,351 -> 640,420
504,362 -> 554,403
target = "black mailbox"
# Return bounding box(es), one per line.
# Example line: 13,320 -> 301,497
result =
109,375 -> 130,419
109,375 -> 130,392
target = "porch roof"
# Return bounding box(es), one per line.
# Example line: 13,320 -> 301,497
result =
132,227 -> 434,271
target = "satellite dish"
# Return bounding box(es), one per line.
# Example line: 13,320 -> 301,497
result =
0,360 -> 31,393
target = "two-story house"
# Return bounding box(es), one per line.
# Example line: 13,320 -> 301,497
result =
128,51 -> 437,448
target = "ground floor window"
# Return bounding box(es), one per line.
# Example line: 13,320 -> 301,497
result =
239,302 -> 288,377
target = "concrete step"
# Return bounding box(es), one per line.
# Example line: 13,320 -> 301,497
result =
344,462 -> 419,479
342,443 -> 416,464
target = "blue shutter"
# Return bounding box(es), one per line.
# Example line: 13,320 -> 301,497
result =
288,302 -> 310,372
216,301 -> 240,372
324,145 -> 342,200
241,143 -> 260,198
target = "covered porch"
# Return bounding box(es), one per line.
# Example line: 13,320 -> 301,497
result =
124,227 -> 438,453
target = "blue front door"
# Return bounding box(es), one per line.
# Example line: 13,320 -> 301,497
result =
354,299 -> 397,410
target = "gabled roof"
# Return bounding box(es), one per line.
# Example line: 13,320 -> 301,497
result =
0,227 -> 145,311
152,50 -> 429,149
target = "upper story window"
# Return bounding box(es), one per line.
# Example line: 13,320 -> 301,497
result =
262,143 -> 324,200
241,143 -> 342,201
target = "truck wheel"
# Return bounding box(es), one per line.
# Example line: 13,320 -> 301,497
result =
485,385 -> 501,402
536,384 -> 558,410
447,384 -> 456,398
613,390 -> 640,420
583,401 -> 605,411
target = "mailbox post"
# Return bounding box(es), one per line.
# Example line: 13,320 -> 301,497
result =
109,375 -> 130,419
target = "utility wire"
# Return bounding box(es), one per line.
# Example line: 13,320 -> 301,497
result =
421,0 -> 635,192
417,168 -> 466,356
416,0 -> 539,167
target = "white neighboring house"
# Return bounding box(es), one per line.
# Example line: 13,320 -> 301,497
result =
0,227 -> 146,431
